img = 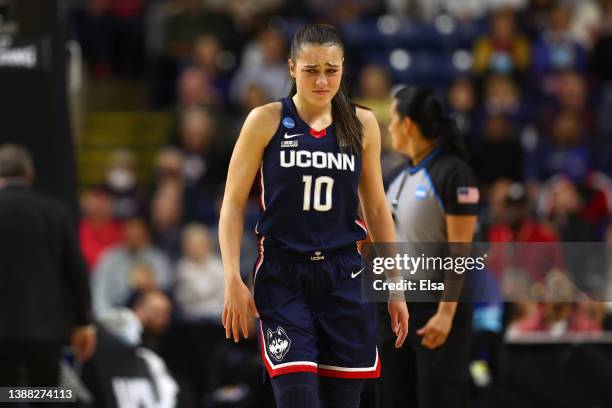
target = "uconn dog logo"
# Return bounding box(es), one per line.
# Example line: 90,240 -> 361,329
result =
267,326 -> 291,361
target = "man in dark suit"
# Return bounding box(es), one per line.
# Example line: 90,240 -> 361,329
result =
0,144 -> 96,386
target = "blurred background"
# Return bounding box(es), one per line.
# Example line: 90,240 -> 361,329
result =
1,0 -> 612,406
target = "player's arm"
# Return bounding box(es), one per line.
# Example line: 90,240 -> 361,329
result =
357,108 -> 395,243
357,108 -> 408,348
219,103 -> 278,342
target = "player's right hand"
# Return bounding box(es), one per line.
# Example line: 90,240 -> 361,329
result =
223,278 -> 259,343
388,300 -> 409,348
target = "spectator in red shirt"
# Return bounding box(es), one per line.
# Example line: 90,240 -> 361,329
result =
486,183 -> 564,288
79,188 -> 123,270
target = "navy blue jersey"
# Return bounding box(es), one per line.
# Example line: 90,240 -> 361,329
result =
255,97 -> 367,252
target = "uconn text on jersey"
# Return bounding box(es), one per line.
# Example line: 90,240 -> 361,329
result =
279,150 -> 356,172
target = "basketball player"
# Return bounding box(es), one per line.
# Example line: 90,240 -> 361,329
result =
219,24 -> 409,408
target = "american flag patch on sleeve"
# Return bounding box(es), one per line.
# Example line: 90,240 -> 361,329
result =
457,186 -> 479,204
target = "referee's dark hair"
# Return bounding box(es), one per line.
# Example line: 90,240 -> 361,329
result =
0,143 -> 34,179
393,87 -> 470,161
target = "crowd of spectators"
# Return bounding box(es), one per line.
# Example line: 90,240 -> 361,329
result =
65,0 -> 612,405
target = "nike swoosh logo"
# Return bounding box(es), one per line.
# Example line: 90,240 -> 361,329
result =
284,132 -> 303,139
351,267 -> 365,279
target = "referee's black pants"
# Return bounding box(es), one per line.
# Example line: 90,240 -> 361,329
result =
0,340 -> 61,386
376,302 -> 473,408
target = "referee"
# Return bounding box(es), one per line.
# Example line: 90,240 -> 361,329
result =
377,87 -> 479,408
0,144 -> 95,388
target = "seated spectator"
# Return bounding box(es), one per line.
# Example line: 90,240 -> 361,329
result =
176,34 -> 234,108
132,290 -> 173,351
176,106 -> 229,223
447,78 -> 477,144
79,187 -> 123,270
93,218 -> 172,316
531,2 -> 588,97
539,71 -> 596,140
229,27 -> 290,106
163,0 -> 236,61
104,149 -> 142,219
304,0 -> 383,23
541,176 -> 596,242
483,75 -> 529,121
508,301 -> 602,336
354,65 -> 404,179
473,115 -> 523,186
355,64 -> 392,130
474,75 -> 532,140
475,178 -> 512,241
473,8 -> 531,79
219,0 -> 284,29
486,183 -> 563,288
508,271 -> 603,337
568,0 -> 603,49
177,67 -> 223,108
151,146 -> 185,193
590,1 -> 612,84
386,0 -> 526,22
525,109 -> 589,183
174,224 -> 224,321
150,185 -> 184,262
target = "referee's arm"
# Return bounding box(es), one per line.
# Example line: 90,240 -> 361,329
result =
439,215 -> 478,316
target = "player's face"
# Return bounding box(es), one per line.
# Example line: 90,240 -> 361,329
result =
290,44 -> 343,107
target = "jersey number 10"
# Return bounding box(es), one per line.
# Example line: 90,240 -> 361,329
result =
302,175 -> 334,211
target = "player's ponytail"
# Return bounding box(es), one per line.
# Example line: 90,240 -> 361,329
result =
289,24 -> 363,153
394,87 -> 470,161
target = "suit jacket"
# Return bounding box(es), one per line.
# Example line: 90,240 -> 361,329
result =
0,183 -> 92,341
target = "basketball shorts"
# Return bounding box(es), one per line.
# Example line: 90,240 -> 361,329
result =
253,244 -> 380,379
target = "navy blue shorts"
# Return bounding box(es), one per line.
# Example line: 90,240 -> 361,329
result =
253,243 -> 380,379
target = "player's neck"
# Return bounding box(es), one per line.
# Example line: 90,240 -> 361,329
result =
292,94 -> 332,126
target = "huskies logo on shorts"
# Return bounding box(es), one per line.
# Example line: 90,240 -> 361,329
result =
267,326 -> 291,361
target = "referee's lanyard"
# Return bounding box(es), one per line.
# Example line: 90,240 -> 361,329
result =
391,147 -> 441,218
391,170 -> 409,217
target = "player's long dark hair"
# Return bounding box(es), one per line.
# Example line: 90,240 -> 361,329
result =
289,24 -> 363,153
393,87 -> 470,161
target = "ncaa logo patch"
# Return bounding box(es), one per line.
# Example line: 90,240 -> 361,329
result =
282,117 -> 295,129
267,326 -> 291,362
414,185 -> 428,200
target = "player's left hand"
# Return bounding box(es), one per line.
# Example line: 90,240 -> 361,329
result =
388,300 -> 409,348
71,325 -> 97,362
416,311 -> 453,349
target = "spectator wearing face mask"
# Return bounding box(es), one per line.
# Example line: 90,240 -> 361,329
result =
104,149 -> 142,219
473,8 -> 531,80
